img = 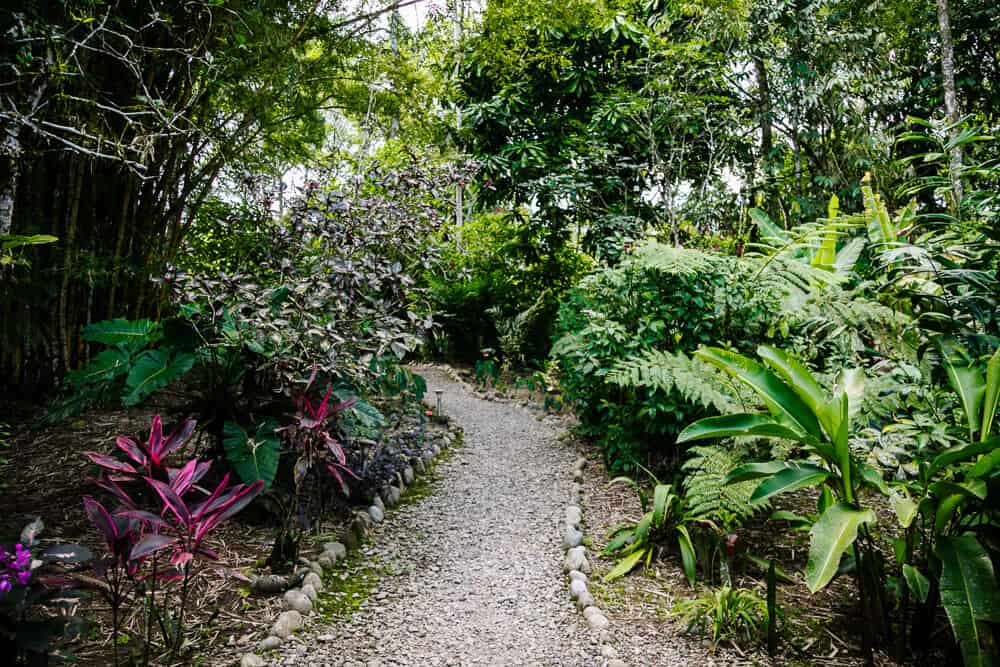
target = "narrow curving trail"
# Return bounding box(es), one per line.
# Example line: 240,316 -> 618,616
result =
277,367 -> 604,666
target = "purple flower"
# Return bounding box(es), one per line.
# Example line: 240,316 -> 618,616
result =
0,542 -> 32,597
0,576 -> 11,594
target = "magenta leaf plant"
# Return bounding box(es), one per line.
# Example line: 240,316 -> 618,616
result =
84,416 -> 203,485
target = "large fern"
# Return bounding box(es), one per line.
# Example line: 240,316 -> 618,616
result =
683,444 -> 767,521
605,348 -> 736,414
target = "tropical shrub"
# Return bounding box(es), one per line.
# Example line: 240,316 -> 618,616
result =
552,242 -> 794,472
674,585 -> 770,650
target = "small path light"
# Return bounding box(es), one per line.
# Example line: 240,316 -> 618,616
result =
435,389 -> 444,416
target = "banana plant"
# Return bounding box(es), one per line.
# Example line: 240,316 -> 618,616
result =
886,340 -> 1000,666
602,475 -> 699,586
677,345 -> 891,654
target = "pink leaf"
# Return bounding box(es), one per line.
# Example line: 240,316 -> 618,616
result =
115,437 -> 147,466
83,497 -> 118,546
84,452 -> 138,475
161,419 -> 196,458
167,458 -> 200,497
145,477 -> 191,525
147,416 -> 164,464
130,534 -> 176,561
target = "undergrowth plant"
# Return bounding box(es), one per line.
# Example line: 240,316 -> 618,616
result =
674,585 -> 770,651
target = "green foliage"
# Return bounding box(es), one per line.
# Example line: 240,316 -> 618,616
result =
673,586 -> 769,649
682,445 -> 764,523
552,241 -> 793,472
936,536 -> 1000,667
223,420 -> 282,489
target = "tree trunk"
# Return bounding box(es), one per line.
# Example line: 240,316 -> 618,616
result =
936,0 -> 963,208
0,126 -> 20,236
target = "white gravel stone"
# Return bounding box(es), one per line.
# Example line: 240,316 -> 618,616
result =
302,572 -> 323,593
240,653 -> 266,667
270,610 -> 303,639
562,524 -> 583,549
564,546 -> 591,573
323,542 -> 346,559
368,504 -> 385,523
259,636 -> 283,651
301,583 -> 318,601
576,591 -> 595,609
569,579 -> 587,600
601,645 -> 619,659
284,589 -> 312,615
402,466 -> 415,485
587,612 -> 610,631
568,570 -> 588,583
565,506 -> 582,527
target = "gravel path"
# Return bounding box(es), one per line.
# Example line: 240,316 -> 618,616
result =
277,367 -> 605,666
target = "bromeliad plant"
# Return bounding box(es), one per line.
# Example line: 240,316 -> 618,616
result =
677,345 -> 891,657
602,471 -> 699,586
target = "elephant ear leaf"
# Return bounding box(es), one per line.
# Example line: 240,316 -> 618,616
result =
122,349 -> 195,406
937,536 -> 1000,667
223,420 -> 281,489
805,503 -> 875,593
938,338 -> 985,441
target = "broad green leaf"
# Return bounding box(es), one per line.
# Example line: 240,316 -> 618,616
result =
122,350 -> 195,406
82,318 -> 162,350
1,234 -> 58,249
937,536 -> 1000,667
983,347 -> 1000,440
652,484 -> 671,528
67,348 -> 130,386
724,461 -> 794,485
696,348 -> 823,438
902,564 -> 930,603
889,489 -> 918,528
929,437 -> 1000,478
969,448 -> 1000,480
805,503 -> 875,593
931,480 -> 988,501
750,465 -> 830,504
603,547 -> 647,582
757,346 -> 829,417
678,413 -> 806,444
938,338 -> 986,441
750,208 -> 790,244
935,494 -> 966,535
223,420 -> 281,489
676,525 -> 697,587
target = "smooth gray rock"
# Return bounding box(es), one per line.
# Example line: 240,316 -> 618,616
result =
301,583 -> 318,602
270,610 -> 303,639
569,579 -> 587,600
284,589 -> 312,615
565,505 -> 582,527
323,542 -> 346,559
587,611 -> 610,631
383,485 -> 402,507
564,546 -> 591,573
609,660 -> 628,667
568,570 -> 588,583
574,457 -> 587,470
317,553 -> 335,569
402,466 -> 415,485
302,572 -> 323,593
562,524 -> 583,550
576,591 -> 595,609
372,495 -> 385,514
572,468 -> 584,482
601,645 -> 619,659
259,635 -> 283,651
368,504 -> 385,523
241,653 -> 266,667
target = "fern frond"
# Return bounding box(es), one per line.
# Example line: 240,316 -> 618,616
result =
606,349 -> 736,414
682,445 -> 766,521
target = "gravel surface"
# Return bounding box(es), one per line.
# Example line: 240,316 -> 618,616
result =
275,367 -> 606,666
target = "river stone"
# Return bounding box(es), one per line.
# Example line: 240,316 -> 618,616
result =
301,583 -> 318,601
368,504 -> 385,523
572,468 -> 584,482
562,524 -> 583,550
587,611 -> 610,631
317,553 -> 335,569
565,505 -> 582,527
372,495 -> 385,514
353,511 -> 374,537
609,660 -> 628,667
323,542 -> 346,559
240,653 -> 266,667
302,572 -> 323,593
569,579 -> 587,600
576,590 -> 595,609
259,635 -> 283,650
251,573 -> 289,596
574,457 -> 587,470
564,546 -> 591,573
402,466 -> 415,485
284,588 -> 312,615
270,610 -> 303,639
383,485 -> 402,507
568,570 -> 588,583
602,645 -> 619,659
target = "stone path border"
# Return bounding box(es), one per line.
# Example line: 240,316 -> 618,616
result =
561,456 -> 629,667
239,419 -> 463,667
